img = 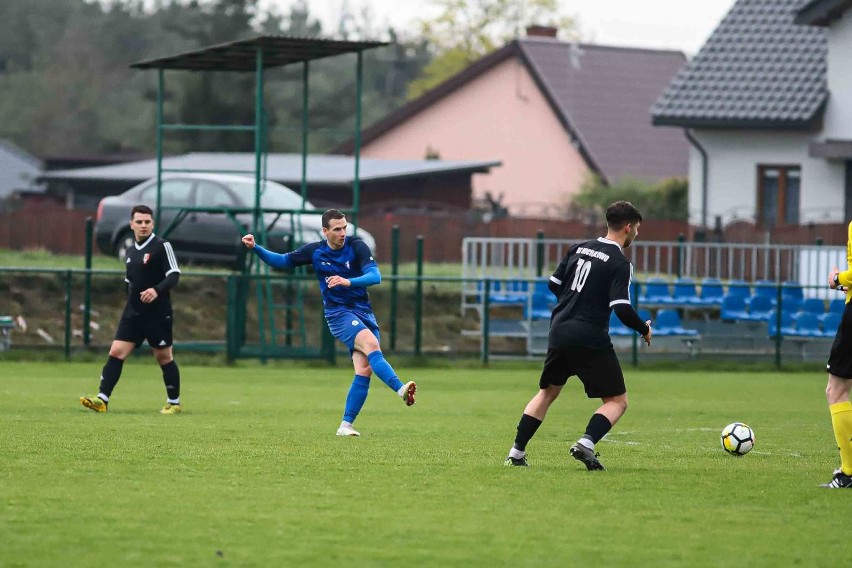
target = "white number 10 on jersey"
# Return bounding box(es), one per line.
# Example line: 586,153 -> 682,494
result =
571,259 -> 592,292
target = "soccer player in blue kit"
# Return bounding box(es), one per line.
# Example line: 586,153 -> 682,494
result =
241,209 -> 416,437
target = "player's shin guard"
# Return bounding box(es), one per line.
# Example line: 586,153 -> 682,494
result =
343,374 -> 370,423
830,401 -> 852,475
98,356 -> 124,398
161,360 -> 180,402
366,351 -> 404,392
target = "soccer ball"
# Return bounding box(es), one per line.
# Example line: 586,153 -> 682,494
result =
721,422 -> 754,456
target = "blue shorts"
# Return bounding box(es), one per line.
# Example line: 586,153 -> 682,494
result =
325,309 -> 380,352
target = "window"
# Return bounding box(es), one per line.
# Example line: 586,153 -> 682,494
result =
195,181 -> 236,208
140,180 -> 194,207
229,180 -> 314,210
757,165 -> 800,228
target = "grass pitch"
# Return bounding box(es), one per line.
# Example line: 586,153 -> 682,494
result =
1,362 -> 848,567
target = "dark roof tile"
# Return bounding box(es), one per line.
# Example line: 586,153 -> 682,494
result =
652,0 -> 827,129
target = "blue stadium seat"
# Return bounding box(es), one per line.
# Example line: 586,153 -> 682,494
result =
671,277 -> 701,305
721,294 -> 749,322
780,295 -> 802,314
525,290 -> 555,320
800,297 -> 826,315
792,312 -> 822,337
698,278 -> 725,305
726,279 -> 752,300
821,312 -> 842,337
654,309 -> 699,336
609,308 -> 652,336
493,279 -> 529,304
819,298 -> 846,324
767,309 -> 796,337
752,279 -> 777,304
639,277 -> 672,305
609,311 -> 632,336
533,278 -> 551,296
781,280 -> 804,301
746,295 -> 774,321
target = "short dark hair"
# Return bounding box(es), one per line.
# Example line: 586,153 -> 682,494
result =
322,209 -> 346,228
131,205 -> 153,219
605,201 -> 642,230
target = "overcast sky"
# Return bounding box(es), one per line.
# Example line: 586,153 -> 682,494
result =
260,0 -> 738,55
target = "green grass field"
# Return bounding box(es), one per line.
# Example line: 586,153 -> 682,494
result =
1,363 -> 848,567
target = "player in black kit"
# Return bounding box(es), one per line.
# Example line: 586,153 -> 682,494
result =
504,201 -> 652,469
80,205 -> 183,414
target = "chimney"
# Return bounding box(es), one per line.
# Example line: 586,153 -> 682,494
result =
526,25 -> 558,38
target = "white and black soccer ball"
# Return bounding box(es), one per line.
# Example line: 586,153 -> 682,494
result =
721,422 -> 754,456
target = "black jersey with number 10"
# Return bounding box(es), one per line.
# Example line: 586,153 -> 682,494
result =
547,237 -> 635,349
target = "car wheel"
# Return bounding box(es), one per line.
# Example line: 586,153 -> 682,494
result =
115,232 -> 134,262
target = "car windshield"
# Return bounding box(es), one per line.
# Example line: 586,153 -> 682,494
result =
229,180 -> 315,211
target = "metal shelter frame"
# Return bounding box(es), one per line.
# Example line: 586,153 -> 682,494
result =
130,35 -> 389,360
130,35 -> 388,247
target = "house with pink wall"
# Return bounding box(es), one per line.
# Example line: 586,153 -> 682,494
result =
338,28 -> 690,218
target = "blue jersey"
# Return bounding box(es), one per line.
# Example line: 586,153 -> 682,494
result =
287,236 -> 378,312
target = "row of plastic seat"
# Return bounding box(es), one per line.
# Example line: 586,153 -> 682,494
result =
609,309 -> 699,337
722,295 -> 845,323
639,277 -> 807,307
769,310 -> 841,338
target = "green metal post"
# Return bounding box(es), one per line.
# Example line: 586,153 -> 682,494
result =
64,271 -> 72,360
352,51 -> 363,232
536,230 -> 545,277
389,225 -> 400,350
252,47 -> 268,354
676,233 -> 685,279
253,47 -> 265,241
300,61 -> 310,209
83,217 -> 93,346
481,279 -> 490,366
155,68 -> 164,228
414,236 -> 423,356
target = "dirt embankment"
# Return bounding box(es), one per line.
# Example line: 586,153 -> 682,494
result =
0,273 -> 500,354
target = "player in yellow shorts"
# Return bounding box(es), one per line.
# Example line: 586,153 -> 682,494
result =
823,220 -> 852,488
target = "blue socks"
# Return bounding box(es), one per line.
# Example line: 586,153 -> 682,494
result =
343,374 -> 371,423
366,351 -> 404,392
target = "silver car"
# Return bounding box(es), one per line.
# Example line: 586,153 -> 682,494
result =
94,173 -> 376,268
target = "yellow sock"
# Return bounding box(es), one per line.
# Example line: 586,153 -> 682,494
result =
829,401 -> 852,476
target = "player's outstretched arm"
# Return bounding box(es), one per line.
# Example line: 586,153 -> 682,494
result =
241,234 -> 293,269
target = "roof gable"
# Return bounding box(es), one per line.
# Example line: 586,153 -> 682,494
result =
345,39 -> 687,183
653,0 -> 828,129
518,39 -> 688,182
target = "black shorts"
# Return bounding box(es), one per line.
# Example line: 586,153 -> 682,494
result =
539,345 -> 626,398
828,302 -> 852,378
114,312 -> 174,349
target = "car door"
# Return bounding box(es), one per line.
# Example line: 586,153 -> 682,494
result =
189,180 -> 243,258
139,179 -> 195,254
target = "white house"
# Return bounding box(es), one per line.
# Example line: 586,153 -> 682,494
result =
0,139 -> 42,202
652,0 -> 852,230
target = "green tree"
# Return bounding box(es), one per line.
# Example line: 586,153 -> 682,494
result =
570,175 -> 688,221
407,0 -> 576,99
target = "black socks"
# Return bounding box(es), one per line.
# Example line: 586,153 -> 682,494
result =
98,356 -> 124,397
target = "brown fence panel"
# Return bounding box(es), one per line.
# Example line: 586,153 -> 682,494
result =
0,209 -> 95,255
